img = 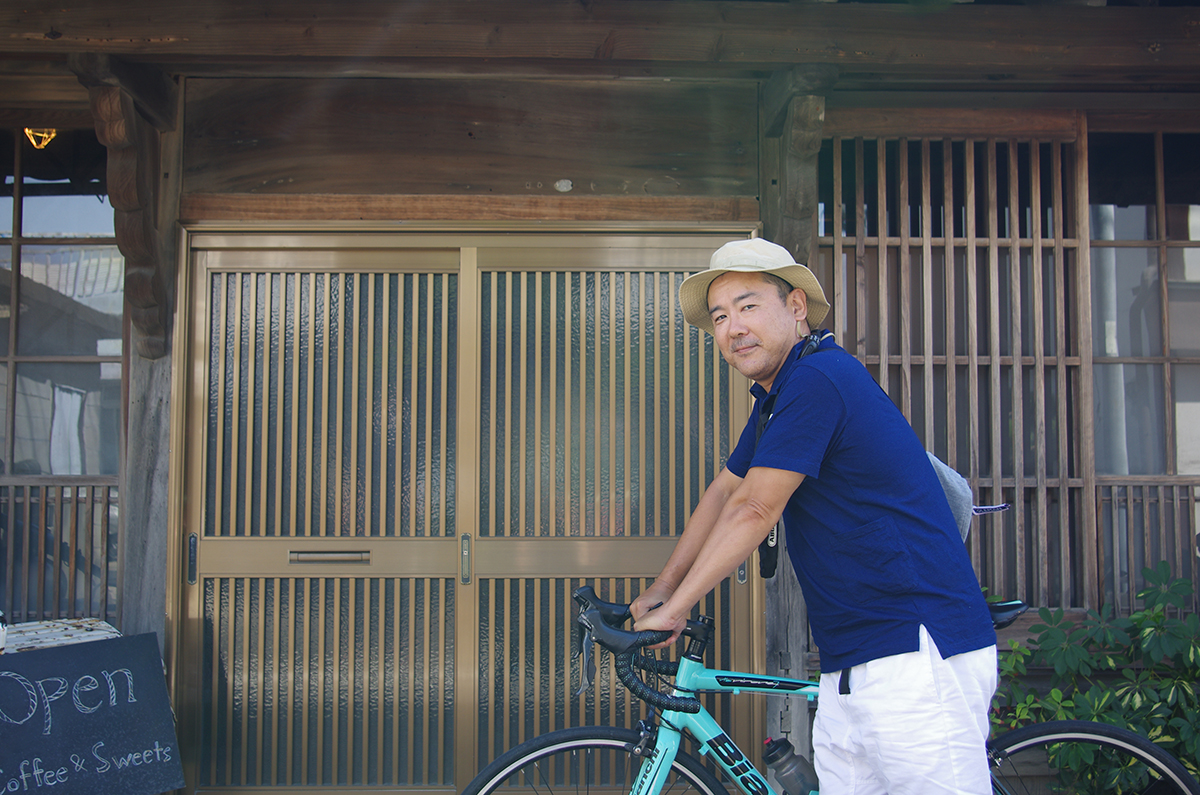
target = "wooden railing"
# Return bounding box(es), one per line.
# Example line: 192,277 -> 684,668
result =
1096,479 -> 1199,616
0,482 -> 120,624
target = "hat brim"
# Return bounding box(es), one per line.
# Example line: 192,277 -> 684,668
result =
679,263 -> 830,335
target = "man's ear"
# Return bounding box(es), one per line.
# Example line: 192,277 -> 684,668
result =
790,288 -> 812,337
789,288 -> 809,323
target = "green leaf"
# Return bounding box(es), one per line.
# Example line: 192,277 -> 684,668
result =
996,559 -> 1200,785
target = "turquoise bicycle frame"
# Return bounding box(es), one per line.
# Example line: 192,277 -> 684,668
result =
631,654 -> 820,795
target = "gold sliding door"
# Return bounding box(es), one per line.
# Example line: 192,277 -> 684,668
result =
173,231 -> 761,794
178,246 -> 461,793
470,254 -> 758,770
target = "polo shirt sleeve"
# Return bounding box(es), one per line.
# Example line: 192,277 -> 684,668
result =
725,406 -> 761,478
750,366 -> 846,479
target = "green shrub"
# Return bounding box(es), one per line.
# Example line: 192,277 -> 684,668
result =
992,561 -> 1200,782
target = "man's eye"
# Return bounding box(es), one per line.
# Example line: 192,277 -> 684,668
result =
712,314 -> 727,324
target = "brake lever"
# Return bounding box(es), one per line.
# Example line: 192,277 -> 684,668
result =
575,610 -> 598,695
576,629 -> 597,696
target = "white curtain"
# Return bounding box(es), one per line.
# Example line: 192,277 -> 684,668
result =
50,384 -> 85,475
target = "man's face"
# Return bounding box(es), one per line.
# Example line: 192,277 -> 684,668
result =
707,272 -> 809,391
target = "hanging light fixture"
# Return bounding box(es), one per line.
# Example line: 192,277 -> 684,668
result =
23,128 -> 57,149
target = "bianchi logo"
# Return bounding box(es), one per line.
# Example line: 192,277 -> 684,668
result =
706,733 -> 768,795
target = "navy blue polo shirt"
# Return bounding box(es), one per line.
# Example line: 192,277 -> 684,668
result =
726,335 -> 995,672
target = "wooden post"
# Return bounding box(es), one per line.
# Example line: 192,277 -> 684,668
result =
760,65 -> 836,765
762,65 -> 837,270
763,536 -> 812,763
69,56 -> 183,659
70,53 -> 178,359
774,95 -> 827,269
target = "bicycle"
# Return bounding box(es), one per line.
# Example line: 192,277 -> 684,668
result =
462,584 -> 1200,795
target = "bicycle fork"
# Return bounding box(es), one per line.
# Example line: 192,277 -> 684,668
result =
630,658 -> 778,795
630,707 -> 775,795
629,719 -> 683,795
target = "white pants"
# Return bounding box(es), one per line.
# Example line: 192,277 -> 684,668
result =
811,626 -> 998,795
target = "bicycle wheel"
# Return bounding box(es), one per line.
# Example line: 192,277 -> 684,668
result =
462,725 -> 730,795
989,719 -> 1200,795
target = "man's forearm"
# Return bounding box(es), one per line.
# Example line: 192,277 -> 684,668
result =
661,505 -> 774,618
660,466 -> 804,620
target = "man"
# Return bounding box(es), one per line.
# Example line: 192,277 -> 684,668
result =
631,238 -> 997,794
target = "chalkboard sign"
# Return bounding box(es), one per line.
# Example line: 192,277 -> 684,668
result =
0,633 -> 185,795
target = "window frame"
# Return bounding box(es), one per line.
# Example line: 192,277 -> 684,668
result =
1,126 -> 126,623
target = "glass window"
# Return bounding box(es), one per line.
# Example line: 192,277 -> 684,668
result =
1093,129 -> 1200,482
0,242 -> 10,354
1096,205 -> 1156,241
18,244 -> 124,356
1163,204 -> 1200,243
1,129 -> 12,237
2,127 -> 121,623
1176,365 -> 1200,476
0,189 -> 11,236
1090,246 -> 1161,358
1094,363 -> 1165,475
1089,133 -> 1157,241
1163,134 -> 1200,241
19,129 -> 111,238
13,361 -> 121,476
1168,258 -> 1200,357
22,188 -> 116,237
0,363 -> 6,474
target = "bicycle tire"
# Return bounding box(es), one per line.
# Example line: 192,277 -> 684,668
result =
989,719 -> 1200,795
462,725 -> 731,795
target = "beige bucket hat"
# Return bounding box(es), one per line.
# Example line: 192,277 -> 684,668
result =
679,239 -> 830,335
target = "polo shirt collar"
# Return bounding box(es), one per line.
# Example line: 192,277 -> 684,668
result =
749,332 -> 830,403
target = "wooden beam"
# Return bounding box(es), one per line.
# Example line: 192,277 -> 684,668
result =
828,91 -> 1200,112
1089,110 -> 1200,132
0,73 -> 89,110
0,107 -> 94,127
1,2 -> 1199,77
178,192 -> 761,223
824,107 -> 1080,139
68,53 -> 177,131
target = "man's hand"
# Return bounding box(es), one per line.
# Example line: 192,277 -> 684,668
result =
633,600 -> 686,649
630,581 -> 676,622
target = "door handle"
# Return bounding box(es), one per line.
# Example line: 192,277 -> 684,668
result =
187,533 -> 198,584
288,550 -> 371,564
461,533 -> 471,584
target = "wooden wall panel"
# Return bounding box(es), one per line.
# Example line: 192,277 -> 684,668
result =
183,78 -> 757,198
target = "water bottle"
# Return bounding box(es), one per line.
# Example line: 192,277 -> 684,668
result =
762,737 -> 819,795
